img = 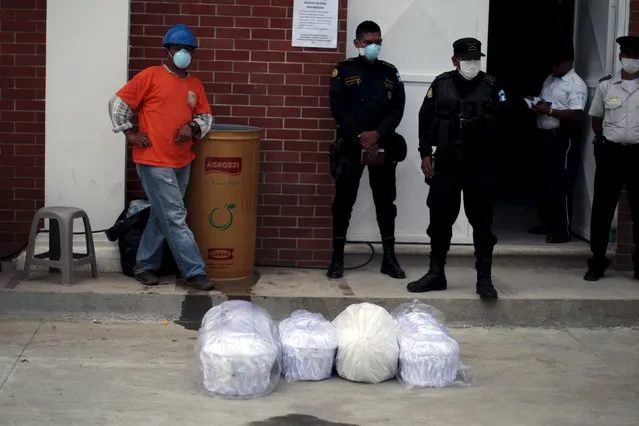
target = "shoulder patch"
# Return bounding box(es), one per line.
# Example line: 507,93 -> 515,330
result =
331,68 -> 338,78
497,89 -> 507,103
482,73 -> 497,86
426,87 -> 433,98
599,74 -> 613,82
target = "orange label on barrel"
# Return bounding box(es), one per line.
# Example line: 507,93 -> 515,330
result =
205,157 -> 242,175
206,248 -> 235,270
207,248 -> 235,261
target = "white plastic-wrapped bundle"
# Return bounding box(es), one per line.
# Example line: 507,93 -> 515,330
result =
332,303 -> 399,384
392,300 -> 450,337
392,300 -> 460,389
197,300 -> 282,399
278,310 -> 337,382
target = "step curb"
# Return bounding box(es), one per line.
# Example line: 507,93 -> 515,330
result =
2,288 -> 637,328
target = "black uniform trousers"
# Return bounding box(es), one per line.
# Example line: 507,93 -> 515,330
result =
589,142 -> 639,271
332,153 -> 397,240
538,128 -> 575,238
426,152 -> 498,257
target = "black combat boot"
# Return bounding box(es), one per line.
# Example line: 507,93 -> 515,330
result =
583,256 -> 610,282
326,238 -> 345,279
380,237 -> 406,279
475,252 -> 498,300
406,253 -> 447,292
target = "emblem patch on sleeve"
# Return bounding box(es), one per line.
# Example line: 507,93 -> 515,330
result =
396,72 -> 402,83
331,68 -> 338,78
498,89 -> 507,103
426,87 -> 433,98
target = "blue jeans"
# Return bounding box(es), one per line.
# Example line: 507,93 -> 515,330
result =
134,163 -> 206,279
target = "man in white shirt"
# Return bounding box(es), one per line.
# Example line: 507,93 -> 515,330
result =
528,47 -> 587,243
585,36 -> 639,281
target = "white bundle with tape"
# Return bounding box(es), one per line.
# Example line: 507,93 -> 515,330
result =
392,300 -> 460,389
278,310 -> 337,382
197,300 -> 282,399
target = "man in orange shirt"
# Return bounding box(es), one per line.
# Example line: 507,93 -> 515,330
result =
108,24 -> 214,291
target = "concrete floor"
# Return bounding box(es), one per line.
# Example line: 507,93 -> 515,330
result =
0,320 -> 637,426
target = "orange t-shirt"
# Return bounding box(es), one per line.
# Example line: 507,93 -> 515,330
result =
116,65 -> 212,168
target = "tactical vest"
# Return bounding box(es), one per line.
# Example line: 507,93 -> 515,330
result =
431,74 -> 495,151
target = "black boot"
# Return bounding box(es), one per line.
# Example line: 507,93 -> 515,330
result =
327,238 -> 345,279
380,237 -> 406,279
407,254 -> 447,292
475,252 -> 498,300
584,256 -> 609,282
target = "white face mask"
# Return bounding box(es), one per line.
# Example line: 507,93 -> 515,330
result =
458,60 -> 481,80
621,57 -> 639,74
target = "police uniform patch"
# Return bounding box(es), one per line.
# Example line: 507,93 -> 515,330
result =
344,76 -> 361,86
426,87 -> 433,98
498,89 -> 507,103
187,90 -> 197,107
396,72 -> 402,83
331,68 -> 338,78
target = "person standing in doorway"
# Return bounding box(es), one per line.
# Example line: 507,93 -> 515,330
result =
585,36 -> 639,281
108,24 -> 214,291
407,38 -> 508,300
527,46 -> 588,243
327,20 -> 408,280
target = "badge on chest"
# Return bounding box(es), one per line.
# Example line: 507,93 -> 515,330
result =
188,90 -> 197,108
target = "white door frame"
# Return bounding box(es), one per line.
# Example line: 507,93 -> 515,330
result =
571,0 -> 629,241
572,0 -> 628,80
612,0 -> 629,70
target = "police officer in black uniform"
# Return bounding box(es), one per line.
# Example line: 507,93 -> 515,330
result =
585,36 -> 639,281
407,38 -> 508,299
327,20 -> 407,280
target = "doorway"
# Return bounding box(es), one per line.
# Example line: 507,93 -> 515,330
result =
487,0 -> 578,244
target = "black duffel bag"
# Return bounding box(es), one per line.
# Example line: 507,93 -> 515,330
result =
105,201 -> 178,278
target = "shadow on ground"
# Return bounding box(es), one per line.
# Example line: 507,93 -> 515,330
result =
247,414 -> 358,426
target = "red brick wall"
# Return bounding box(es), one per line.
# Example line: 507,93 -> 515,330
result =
3,0 -> 633,269
614,0 -> 638,270
126,0 -> 348,267
0,0 -> 46,259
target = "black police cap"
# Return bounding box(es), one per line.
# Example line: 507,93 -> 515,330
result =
453,37 -> 486,60
617,36 -> 639,53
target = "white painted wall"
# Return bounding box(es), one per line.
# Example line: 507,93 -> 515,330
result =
45,0 -> 130,232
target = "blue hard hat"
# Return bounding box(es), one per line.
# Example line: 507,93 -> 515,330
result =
163,24 -> 198,48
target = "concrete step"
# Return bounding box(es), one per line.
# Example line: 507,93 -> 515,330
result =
2,256 -> 637,328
